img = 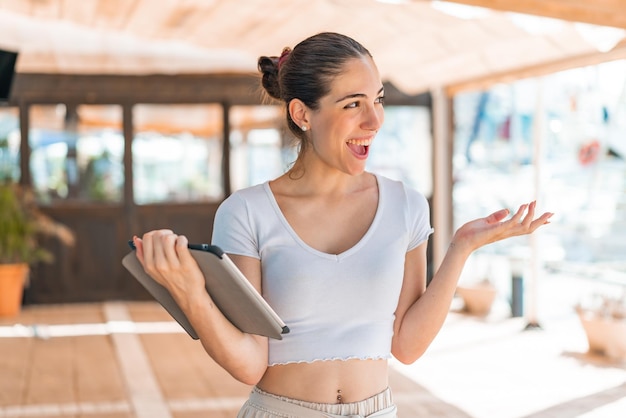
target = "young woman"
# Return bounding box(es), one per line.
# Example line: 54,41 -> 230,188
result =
133,32 -> 553,417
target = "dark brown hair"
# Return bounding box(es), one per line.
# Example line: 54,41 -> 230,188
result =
258,32 -> 372,143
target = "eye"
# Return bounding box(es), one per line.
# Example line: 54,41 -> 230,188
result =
344,101 -> 359,109
376,96 -> 386,105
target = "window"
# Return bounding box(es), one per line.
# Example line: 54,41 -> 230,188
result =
29,105 -> 124,203
0,107 -> 19,182
229,105 -> 290,191
367,106 -> 433,196
132,104 -> 223,204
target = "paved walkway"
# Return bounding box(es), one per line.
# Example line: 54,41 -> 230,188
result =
0,273 -> 625,417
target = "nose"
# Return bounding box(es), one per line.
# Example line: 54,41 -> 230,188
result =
362,103 -> 384,131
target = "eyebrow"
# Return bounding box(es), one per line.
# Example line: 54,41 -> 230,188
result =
335,86 -> 385,103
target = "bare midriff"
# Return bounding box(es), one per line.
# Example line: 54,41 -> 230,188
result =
256,358 -> 389,404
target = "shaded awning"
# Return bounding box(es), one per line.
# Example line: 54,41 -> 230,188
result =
0,0 -> 624,95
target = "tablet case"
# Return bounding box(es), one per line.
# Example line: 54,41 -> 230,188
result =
122,242 -> 289,340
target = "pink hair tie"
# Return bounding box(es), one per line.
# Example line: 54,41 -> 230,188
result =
277,47 -> 291,70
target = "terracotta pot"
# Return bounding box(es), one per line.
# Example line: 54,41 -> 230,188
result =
0,263 -> 29,317
576,308 -> 626,361
457,283 -> 497,316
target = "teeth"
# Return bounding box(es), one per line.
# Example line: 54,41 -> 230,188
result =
347,139 -> 372,146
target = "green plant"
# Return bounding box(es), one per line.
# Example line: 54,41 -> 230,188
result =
0,181 -> 74,264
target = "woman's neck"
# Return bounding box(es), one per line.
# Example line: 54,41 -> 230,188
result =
277,168 -> 373,198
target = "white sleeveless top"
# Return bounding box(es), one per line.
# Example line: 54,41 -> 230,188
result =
211,174 -> 433,365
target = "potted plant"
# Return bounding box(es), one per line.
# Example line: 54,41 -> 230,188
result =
0,181 -> 75,317
456,278 -> 498,316
575,293 -> 626,362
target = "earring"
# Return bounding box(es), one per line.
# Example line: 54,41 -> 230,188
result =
301,125 -> 308,132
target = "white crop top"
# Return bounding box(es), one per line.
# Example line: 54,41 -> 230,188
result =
211,174 -> 433,365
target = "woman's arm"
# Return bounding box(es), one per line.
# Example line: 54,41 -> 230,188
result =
133,231 -> 268,385
392,201 -> 552,364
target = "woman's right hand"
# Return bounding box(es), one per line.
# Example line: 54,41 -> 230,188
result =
134,231 -> 268,384
133,230 -> 207,309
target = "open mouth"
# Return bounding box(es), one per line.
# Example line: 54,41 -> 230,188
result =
346,139 -> 371,158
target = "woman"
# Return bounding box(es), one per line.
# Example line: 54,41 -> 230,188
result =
133,32 -> 553,417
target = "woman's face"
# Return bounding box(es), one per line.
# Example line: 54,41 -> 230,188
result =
306,56 -> 385,176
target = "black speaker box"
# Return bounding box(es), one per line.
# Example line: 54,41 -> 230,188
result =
0,49 -> 18,102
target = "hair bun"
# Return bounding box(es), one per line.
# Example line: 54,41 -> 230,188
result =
258,55 -> 281,99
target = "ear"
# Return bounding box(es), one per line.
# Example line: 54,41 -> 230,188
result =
288,99 -> 309,129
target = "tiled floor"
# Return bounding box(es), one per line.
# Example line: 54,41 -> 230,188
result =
0,301 -> 470,417
394,272 -> 626,418
0,272 -> 625,417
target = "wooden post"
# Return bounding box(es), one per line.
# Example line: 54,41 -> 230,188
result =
431,87 -> 454,271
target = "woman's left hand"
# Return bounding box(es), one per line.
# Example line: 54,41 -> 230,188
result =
452,201 -> 553,254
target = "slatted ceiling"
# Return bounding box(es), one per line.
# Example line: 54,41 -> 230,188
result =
411,16 -> 577,89
61,0 -> 97,26
411,1 -> 464,25
554,25 -> 601,54
0,5 -> 258,75
160,7 -> 209,40
417,51 -> 487,87
0,12 -> 21,47
546,28 -> 589,54
446,0 -> 626,29
366,8 -> 423,43
484,15 -> 531,39
232,6 -> 278,40
251,1 -> 336,51
184,7 -> 237,46
127,1 -> 181,39
197,0 -> 257,41
439,20 -> 492,48
0,0 -> 23,14
488,38 -> 551,71
13,0 -> 44,16
130,0 -> 206,40
28,0 -> 54,17
91,1 -> 134,30
1,0 -> 625,95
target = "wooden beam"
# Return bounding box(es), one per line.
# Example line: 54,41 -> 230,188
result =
446,40 -> 626,95
443,0 -> 626,29
9,73 -> 430,107
9,73 -> 265,106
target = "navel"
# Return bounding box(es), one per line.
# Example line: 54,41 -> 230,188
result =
336,389 -> 343,404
